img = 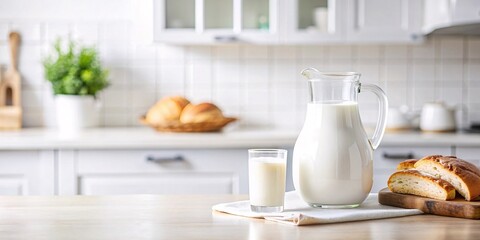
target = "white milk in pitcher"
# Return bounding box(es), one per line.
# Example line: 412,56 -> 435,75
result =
249,157 -> 286,207
293,101 -> 373,206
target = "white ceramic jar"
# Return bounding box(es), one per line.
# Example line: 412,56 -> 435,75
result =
420,102 -> 456,132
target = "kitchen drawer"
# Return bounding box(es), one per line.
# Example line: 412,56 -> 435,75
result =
374,147 -> 452,169
77,149 -> 247,174
59,149 -> 248,195
0,151 -> 54,195
454,147 -> 480,167
371,146 -> 452,192
80,173 -> 238,195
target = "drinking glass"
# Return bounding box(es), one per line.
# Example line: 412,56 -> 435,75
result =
248,149 -> 287,213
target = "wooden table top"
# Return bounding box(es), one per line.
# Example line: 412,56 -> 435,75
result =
0,194 -> 477,239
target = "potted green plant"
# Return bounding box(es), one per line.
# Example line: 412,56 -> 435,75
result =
43,39 -> 109,134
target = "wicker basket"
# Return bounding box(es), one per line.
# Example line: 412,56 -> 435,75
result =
140,116 -> 237,133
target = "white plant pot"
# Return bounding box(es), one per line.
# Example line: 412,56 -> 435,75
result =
55,95 -> 101,135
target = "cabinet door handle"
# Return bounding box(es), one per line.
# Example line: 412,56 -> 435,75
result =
146,155 -> 185,163
214,35 -> 238,42
383,153 -> 414,160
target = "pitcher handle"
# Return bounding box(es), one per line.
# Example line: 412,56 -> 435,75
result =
360,83 -> 388,150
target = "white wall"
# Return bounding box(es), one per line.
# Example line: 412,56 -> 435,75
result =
0,0 -> 132,20
0,0 -> 479,130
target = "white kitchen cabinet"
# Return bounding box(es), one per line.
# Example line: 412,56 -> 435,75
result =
138,0 -> 423,44
346,0 -> 423,43
371,146 -> 452,192
0,151 -> 55,195
423,0 -> 480,35
58,149 -> 248,195
147,0 -> 280,44
454,147 -> 480,167
282,0 -> 347,44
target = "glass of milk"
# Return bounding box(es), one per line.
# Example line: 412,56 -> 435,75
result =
248,149 -> 287,213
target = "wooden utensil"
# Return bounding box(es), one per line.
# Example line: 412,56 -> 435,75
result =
378,188 -> 480,219
0,32 -> 22,129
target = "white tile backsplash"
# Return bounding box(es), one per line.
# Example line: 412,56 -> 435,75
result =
273,46 -> 297,59
299,46 -> 325,59
241,110 -> 270,128
412,39 -> 436,59
412,59 -> 435,81
245,89 -> 270,109
108,67 -> 129,89
214,88 -> 241,108
22,89 -> 43,108
356,46 -> 381,59
214,59 -> 241,89
157,45 -> 185,61
45,23 -> 72,42
158,63 -> 185,93
22,108 -> 44,127
441,87 -> 463,106
439,37 -> 464,59
103,89 -> 129,108
188,46 -> 212,61
101,22 -> 129,43
0,45 -> 9,65
188,60 -> 213,87
103,109 -> 129,127
413,86 -> 435,109
131,89 -> 156,109
384,60 -> 408,83
272,59 -> 297,83
20,63 -> 44,88
131,65 -> 156,89
243,45 -> 269,59
327,59 -> 354,71
244,60 -> 270,89
73,23 -> 99,44
100,41 -> 130,67
439,60 -> 464,83
467,61 -> 480,88
467,39 -> 480,59
19,45 -> 43,64
0,19 -> 479,129
0,23 -> 10,42
328,45 -> 353,60
131,44 -> 157,62
10,23 -> 42,43
384,45 -> 408,59
353,61 -> 381,85
214,45 -> 240,59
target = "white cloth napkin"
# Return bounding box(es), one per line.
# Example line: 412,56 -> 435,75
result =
212,191 -> 422,226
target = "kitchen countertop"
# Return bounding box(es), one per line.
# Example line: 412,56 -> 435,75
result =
0,127 -> 480,150
0,194 -> 476,239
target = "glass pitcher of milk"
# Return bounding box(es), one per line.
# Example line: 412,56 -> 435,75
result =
293,68 -> 388,208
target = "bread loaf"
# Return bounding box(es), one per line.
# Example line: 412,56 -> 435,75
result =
414,155 -> 480,201
146,96 -> 190,125
388,170 -> 456,200
180,103 -> 224,123
397,159 -> 418,171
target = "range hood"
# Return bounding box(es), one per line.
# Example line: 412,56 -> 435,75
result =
423,0 -> 480,35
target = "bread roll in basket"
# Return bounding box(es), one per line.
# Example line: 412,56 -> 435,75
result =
145,96 -> 190,125
141,96 -> 236,132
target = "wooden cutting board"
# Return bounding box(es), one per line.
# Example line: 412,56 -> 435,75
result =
0,32 -> 22,129
378,188 -> 480,219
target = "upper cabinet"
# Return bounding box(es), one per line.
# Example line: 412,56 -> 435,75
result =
423,0 -> 480,35
135,0 -> 424,44
151,0 -> 280,44
346,0 -> 424,43
282,0 -> 346,44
